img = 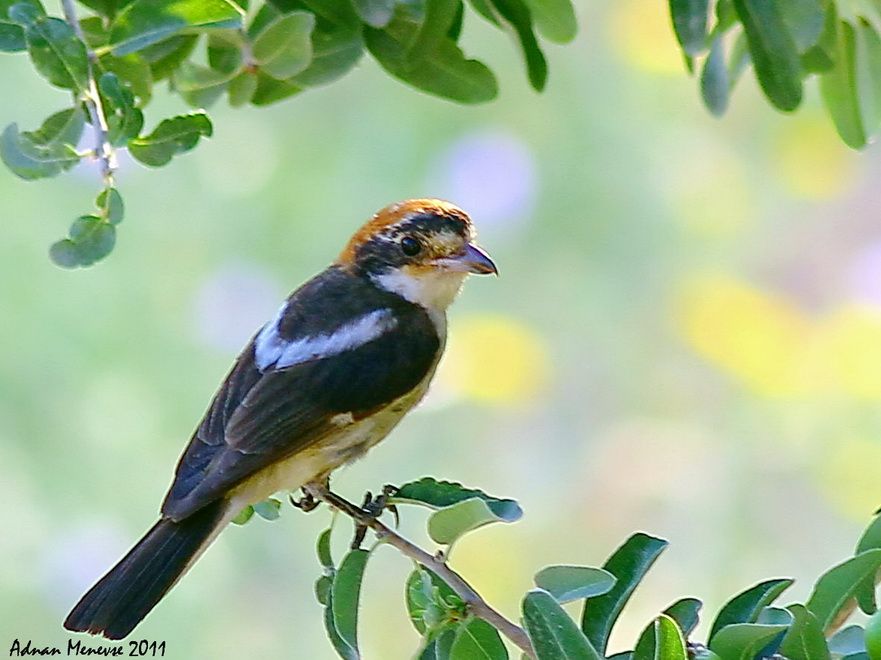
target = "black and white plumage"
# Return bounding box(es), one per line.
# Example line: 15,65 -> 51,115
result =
64,199 -> 496,640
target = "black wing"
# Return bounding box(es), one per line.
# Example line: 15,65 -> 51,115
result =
161,268 -> 440,521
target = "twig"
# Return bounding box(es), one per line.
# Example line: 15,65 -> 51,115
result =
59,0 -> 116,185
305,483 -> 536,658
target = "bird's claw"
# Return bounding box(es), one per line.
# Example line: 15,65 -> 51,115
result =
369,485 -> 401,527
349,486 -> 400,549
290,488 -> 320,513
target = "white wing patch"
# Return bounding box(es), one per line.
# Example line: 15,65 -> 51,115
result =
254,307 -> 398,371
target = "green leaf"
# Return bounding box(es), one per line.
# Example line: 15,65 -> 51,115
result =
289,23 -> 363,87
366,17 -> 497,103
427,497 -> 515,545
524,589 -> 602,660
709,578 -> 793,641
806,549 -> 881,630
100,53 -> 153,103
99,72 -> 144,146
448,0 -> 465,40
207,31 -> 242,73
317,527 -> 334,569
140,33 -> 197,79
315,574 -> 332,606
0,20 -> 24,51
23,15 -> 89,90
801,2 -> 836,72
662,598 -> 702,638
227,70 -> 258,106
668,0 -> 709,56
75,0 -> 128,20
78,15 -> 109,47
351,0 -> 395,28
230,504 -> 254,525
109,0 -> 244,55
854,21 -> 881,140
709,622 -> 790,660
252,498 -> 281,520
408,0 -> 462,64
419,628 -> 457,660
778,604 -> 830,660
0,119 -> 82,180
521,0 -> 575,43
727,29 -> 751,89
97,187 -> 124,225
7,1 -> 43,24
172,61 -> 234,107
406,567 -> 460,634
866,611 -> 881,660
779,0 -> 826,52
324,589 -> 358,660
276,0 -> 360,29
689,646 -> 721,660
828,625 -> 866,656
580,533 -> 668,655
632,614 -> 687,660
24,106 -> 85,147
252,10 -> 315,79
855,514 -> 881,614
391,478 -> 522,521
533,566 -> 616,604
732,0 -> 803,111
128,112 -> 212,167
450,618 -> 508,659
467,0 -> 501,26
488,0 -> 547,91
331,549 -> 370,655
701,32 -> 729,116
50,215 -> 116,268
251,70 -> 302,105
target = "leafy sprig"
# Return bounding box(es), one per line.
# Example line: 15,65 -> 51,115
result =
0,0 -> 575,267
669,0 -> 881,150
239,478 -> 881,659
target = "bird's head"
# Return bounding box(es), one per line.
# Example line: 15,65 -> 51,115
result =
337,199 -> 497,312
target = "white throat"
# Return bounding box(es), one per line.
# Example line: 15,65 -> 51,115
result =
372,268 -> 466,329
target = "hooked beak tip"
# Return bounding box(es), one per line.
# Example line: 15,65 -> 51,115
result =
462,242 -> 498,276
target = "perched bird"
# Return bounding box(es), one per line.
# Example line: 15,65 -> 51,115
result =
64,199 -> 496,640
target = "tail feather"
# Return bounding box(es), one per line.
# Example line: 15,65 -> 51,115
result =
64,500 -> 227,640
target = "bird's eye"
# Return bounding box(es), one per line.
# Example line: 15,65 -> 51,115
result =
400,236 -> 422,257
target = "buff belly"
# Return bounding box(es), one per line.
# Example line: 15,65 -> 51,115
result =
226,373 -> 434,513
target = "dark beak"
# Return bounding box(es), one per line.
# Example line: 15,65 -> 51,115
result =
437,243 -> 498,275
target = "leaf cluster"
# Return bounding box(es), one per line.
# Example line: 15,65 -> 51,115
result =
0,0 -> 575,267
279,477 -> 881,659
669,0 -> 881,149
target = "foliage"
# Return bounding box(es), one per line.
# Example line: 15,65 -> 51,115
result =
237,478 -> 881,659
668,0 -> 881,149
0,0 -> 575,267
6,0 -> 881,268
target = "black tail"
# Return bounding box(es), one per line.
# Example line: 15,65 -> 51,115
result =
64,499 -> 227,640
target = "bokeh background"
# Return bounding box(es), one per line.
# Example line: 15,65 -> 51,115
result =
3,0 -> 881,657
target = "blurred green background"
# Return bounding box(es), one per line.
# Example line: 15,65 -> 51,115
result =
3,0 -> 881,657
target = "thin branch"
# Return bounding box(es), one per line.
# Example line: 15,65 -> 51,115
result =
59,0 -> 116,185
305,483 -> 536,659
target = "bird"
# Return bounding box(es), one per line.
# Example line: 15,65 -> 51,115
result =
63,198 -> 497,640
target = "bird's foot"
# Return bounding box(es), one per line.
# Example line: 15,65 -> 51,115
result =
350,485 -> 399,549
362,484 -> 399,523
290,488 -> 320,513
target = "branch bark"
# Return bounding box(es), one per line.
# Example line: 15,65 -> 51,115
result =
305,483 -> 536,659
59,0 -> 116,184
